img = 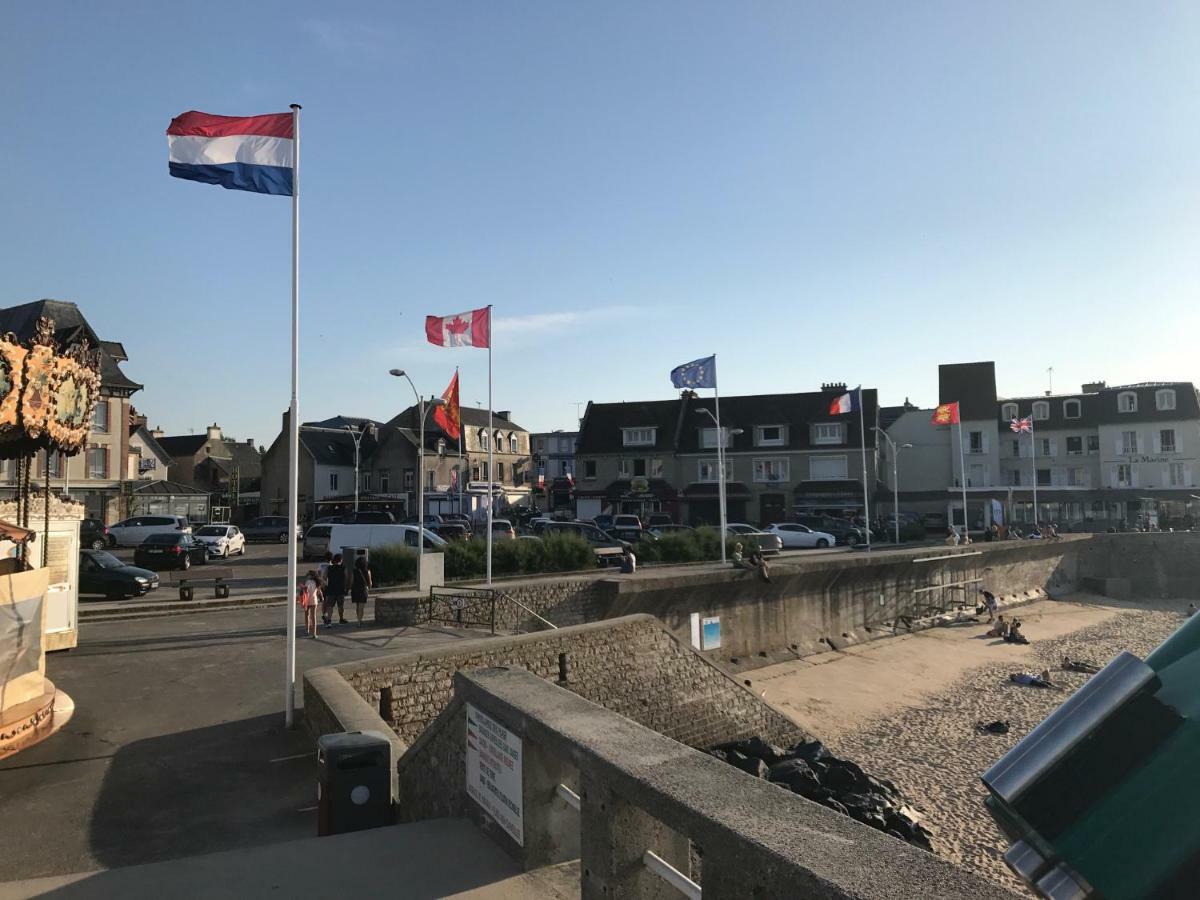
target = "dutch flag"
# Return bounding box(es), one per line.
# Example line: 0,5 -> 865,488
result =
828,387 -> 861,415
167,110 -> 295,196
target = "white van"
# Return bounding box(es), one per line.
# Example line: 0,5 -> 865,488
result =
326,523 -> 446,560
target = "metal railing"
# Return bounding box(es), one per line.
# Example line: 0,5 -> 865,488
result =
498,591 -> 559,631
426,585 -> 496,633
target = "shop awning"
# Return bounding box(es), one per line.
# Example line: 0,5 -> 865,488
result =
681,481 -> 752,499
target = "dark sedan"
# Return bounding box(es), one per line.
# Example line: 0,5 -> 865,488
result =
80,517 -> 111,550
134,533 -> 209,571
242,516 -> 303,543
79,549 -> 159,599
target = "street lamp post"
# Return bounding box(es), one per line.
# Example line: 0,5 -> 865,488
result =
874,427 -> 912,545
698,408 -> 743,563
389,370 -> 443,562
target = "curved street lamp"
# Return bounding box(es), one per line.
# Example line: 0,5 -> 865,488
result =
389,369 -> 443,560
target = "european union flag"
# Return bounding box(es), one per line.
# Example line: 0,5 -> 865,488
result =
670,355 -> 717,389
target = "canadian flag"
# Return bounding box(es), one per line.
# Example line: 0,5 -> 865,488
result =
425,307 -> 490,348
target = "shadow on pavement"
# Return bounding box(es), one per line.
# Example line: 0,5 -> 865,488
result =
87,712 -> 317,871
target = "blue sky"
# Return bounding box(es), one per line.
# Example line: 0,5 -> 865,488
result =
5,2 -> 1200,443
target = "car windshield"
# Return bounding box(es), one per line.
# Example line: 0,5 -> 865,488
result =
196,526 -> 226,536
144,534 -> 179,545
89,551 -> 124,569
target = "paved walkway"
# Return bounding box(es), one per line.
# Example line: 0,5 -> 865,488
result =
0,819 -> 578,899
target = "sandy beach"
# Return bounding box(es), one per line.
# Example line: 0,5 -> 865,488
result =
749,596 -> 1188,893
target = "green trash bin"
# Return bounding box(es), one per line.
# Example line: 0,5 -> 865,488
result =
317,731 -> 392,836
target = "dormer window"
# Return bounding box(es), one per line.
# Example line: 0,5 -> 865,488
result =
479,429 -> 489,451
1063,399 -> 1081,419
1001,403 -> 1018,421
622,427 -> 656,447
1156,389 -> 1176,411
1032,401 -> 1050,421
1118,392 -> 1138,414
509,434 -> 518,453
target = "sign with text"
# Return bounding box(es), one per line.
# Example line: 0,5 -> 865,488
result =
465,703 -> 524,845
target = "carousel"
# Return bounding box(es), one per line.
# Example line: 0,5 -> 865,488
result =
0,316 -> 101,760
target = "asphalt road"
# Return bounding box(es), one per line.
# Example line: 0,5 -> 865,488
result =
0,604 -> 490,883
84,541 -> 301,602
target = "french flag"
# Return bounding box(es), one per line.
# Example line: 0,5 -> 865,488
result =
828,387 -> 861,415
167,110 -> 294,196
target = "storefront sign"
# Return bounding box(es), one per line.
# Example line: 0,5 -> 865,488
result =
629,476 -> 650,494
465,703 -> 523,845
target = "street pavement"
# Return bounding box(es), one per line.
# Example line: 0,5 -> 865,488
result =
0,603 -> 491,883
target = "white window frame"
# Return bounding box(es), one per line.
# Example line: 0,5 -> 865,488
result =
1118,391 -> 1138,413
1121,430 -> 1138,454
809,455 -> 848,481
756,425 -> 786,447
699,427 -> 732,449
1063,399 -> 1081,419
1032,401 -> 1050,421
1001,403 -> 1018,421
618,458 -> 630,478
1087,435 -> 1100,454
1160,428 -> 1177,453
1065,436 -> 1084,456
1068,467 -> 1089,487
968,431 -> 985,454
649,458 -> 664,478
329,472 -> 339,491
753,458 -> 790,483
698,458 -> 732,483
509,434 -> 518,453
479,429 -> 490,451
1116,464 -> 1133,487
1169,462 -> 1189,487
92,399 -> 110,434
583,460 -> 597,480
1156,389 -> 1176,411
622,427 -> 656,447
812,423 -> 844,446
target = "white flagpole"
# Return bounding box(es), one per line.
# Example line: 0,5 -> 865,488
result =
486,306 -> 493,585
957,417 -> 968,542
457,366 -> 463,516
859,387 -> 870,551
713,355 -> 727,564
284,103 -> 301,728
1030,418 -> 1038,530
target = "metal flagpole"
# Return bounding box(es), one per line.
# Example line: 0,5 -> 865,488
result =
1030,418 -> 1038,530
713,356 -> 727,564
284,103 -> 301,728
486,306 -> 493,585
957,418 -> 968,542
858,387 -> 870,551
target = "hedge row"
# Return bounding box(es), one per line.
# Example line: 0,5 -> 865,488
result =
369,533 -> 596,586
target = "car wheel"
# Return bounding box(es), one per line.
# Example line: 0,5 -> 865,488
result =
90,538 -> 106,550
816,539 -> 830,548
846,534 -> 859,547
181,554 -> 191,571
277,532 -> 288,544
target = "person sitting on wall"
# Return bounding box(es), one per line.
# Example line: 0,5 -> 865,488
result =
748,547 -> 772,583
731,542 -> 756,572
946,527 -> 961,547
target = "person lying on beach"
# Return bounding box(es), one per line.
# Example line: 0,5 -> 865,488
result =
1062,656 -> 1101,674
985,615 -> 1007,638
1004,619 -> 1029,645
1010,670 -> 1053,688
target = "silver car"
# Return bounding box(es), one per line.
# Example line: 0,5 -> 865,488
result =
725,523 -> 784,556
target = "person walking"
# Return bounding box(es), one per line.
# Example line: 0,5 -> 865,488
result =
351,550 -> 373,626
325,553 -> 348,625
301,570 -> 323,639
318,552 -> 333,625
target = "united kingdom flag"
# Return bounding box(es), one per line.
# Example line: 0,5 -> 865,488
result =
1010,416 -> 1033,433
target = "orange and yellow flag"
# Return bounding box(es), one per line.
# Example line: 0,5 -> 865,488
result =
433,371 -> 461,440
931,401 -> 960,426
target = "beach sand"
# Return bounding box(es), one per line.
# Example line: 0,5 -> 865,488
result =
749,596 -> 1187,893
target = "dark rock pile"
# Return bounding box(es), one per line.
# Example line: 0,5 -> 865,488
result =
707,736 -> 933,851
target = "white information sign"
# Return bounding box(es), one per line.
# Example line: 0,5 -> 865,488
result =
465,703 -> 524,845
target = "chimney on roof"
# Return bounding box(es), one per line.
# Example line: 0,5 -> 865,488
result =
821,382 -> 847,393
207,423 -> 222,440
246,438 -> 255,446
496,411 -> 511,421
1083,381 -> 1107,393
151,426 -> 164,438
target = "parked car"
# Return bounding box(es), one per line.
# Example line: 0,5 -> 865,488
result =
106,515 -> 191,548
794,515 -> 866,547
645,513 -> 673,528
485,519 -> 516,541
592,514 -> 615,532
402,514 -> 444,526
342,511 -> 395,524
79,517 -> 111,550
303,524 -> 334,561
606,526 -> 656,545
765,522 -> 836,549
242,516 -> 302,543
648,524 -> 695,537
612,514 -> 642,530
725,523 -> 783,556
79,549 -> 159,599
922,512 -> 948,532
431,522 -> 471,542
194,524 -> 246,558
326,523 -> 447,559
134,533 -> 210,570
542,520 -> 628,565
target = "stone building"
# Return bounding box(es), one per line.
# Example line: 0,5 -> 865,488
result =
531,430 -> 578,512
574,386 -> 881,526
